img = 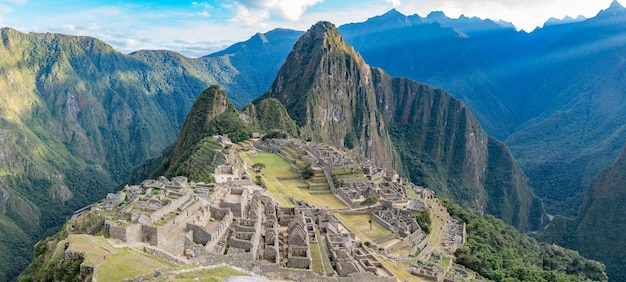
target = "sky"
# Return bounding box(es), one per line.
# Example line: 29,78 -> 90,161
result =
0,0 -> 622,57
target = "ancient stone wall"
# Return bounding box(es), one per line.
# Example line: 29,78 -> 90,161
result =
143,245 -> 187,265
161,199 -> 201,228
287,255 -> 311,269
372,213 -> 395,231
187,223 -> 211,245
126,223 -> 143,243
142,225 -> 159,246
158,228 -> 185,256
107,222 -> 128,242
150,193 -> 191,223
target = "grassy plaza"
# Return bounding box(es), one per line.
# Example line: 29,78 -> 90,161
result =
239,151 -> 347,209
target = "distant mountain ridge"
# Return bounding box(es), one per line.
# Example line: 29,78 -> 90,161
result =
338,1 -> 626,219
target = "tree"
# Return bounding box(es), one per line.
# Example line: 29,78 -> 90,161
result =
251,162 -> 266,173
300,164 -> 314,180
413,210 -> 432,234
254,175 -> 266,188
262,129 -> 288,140
360,196 -> 378,206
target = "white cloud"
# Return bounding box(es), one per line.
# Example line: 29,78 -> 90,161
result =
231,0 -> 324,25
384,0 -> 401,7
192,1 -> 213,9
232,3 -> 271,26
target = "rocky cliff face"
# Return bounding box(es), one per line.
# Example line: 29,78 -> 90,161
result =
259,22 -> 399,170
256,22 -> 545,232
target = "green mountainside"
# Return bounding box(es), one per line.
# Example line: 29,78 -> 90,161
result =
256,21 -> 545,232
541,143 -> 626,281
141,85 -> 296,181
257,22 -> 399,170
505,2 -> 626,216
0,27 -> 297,280
444,200 -> 606,281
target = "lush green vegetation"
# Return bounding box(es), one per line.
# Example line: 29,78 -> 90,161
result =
245,98 -> 299,136
300,164 -> 314,180
360,196 -> 378,206
208,111 -> 253,143
0,26 -> 300,280
540,145 -> 626,281
443,199 -> 607,282
412,210 -> 432,234
251,162 -> 266,173
159,266 -> 248,282
262,129 -> 289,140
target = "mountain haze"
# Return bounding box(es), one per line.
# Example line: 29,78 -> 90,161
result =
338,3 -> 626,218
506,1 -> 626,216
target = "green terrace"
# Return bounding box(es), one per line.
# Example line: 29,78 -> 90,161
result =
239,151 -> 347,209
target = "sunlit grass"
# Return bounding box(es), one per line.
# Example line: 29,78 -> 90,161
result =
163,266 -> 249,282
240,151 -> 347,209
333,213 -> 391,242
66,235 -> 174,281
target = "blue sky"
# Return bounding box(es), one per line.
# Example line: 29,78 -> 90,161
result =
0,0 -> 621,57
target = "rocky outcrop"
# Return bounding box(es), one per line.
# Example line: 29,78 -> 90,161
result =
259,22 -> 399,170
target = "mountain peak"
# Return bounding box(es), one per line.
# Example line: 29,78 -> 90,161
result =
291,21 -> 354,59
169,85 -> 236,167
381,8 -> 405,18
597,0 -> 626,17
425,11 -> 449,22
309,21 -> 337,35
609,0 -> 624,9
252,32 -> 268,43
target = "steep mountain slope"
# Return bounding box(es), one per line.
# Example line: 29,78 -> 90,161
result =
205,28 -> 304,105
257,22 -> 399,170
0,27 -> 296,280
506,1 -> 626,216
140,85 -> 297,182
541,143 -> 626,281
339,10 -> 521,139
257,21 -> 545,231
338,3 -> 626,218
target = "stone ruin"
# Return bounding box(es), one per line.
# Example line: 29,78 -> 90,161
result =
80,136 -> 464,281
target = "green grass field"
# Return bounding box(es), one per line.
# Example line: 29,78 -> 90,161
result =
315,228 -> 334,276
333,213 -> 392,242
240,151 -> 347,209
310,242 -> 325,275
160,266 -> 249,282
66,235 -> 174,281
